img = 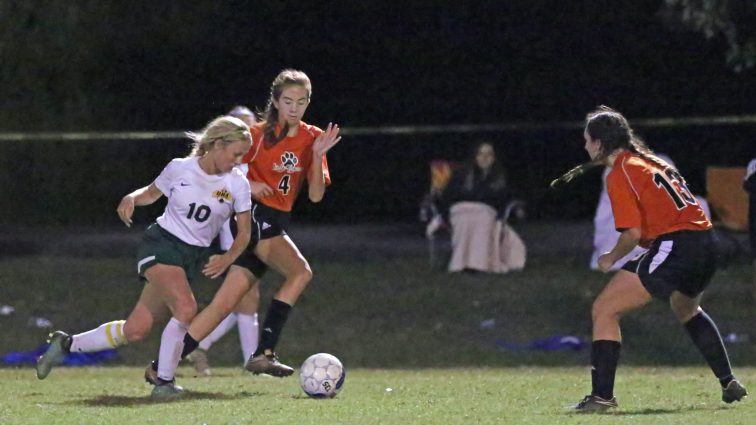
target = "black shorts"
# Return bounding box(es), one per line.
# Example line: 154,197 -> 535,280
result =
231,201 -> 291,279
621,229 -> 719,300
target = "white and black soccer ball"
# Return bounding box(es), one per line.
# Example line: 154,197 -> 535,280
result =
299,353 -> 345,398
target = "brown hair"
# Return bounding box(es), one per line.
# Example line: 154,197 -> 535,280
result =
551,106 -> 672,187
261,69 -> 312,144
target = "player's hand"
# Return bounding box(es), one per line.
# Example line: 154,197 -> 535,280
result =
313,122 -> 342,157
597,253 -> 615,273
250,181 -> 274,199
116,195 -> 135,227
203,254 -> 232,279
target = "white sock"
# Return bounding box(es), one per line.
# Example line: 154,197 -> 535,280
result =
198,313 -> 238,351
70,320 -> 127,352
157,317 -> 187,382
237,313 -> 259,363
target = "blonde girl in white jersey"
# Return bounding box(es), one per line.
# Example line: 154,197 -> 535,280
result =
36,116 -> 253,399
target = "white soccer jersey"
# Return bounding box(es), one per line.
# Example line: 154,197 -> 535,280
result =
154,157 -> 252,247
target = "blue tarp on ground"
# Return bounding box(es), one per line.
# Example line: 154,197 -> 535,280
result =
495,335 -> 586,351
2,343 -> 118,366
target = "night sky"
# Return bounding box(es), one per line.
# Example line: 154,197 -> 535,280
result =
1,1 -> 754,224
4,1 -> 755,130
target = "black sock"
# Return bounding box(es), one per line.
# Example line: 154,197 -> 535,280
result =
180,333 -> 199,359
63,335 -> 73,352
591,340 -> 621,400
684,310 -> 734,387
254,299 -> 292,357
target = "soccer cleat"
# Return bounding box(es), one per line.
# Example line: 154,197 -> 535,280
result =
187,348 -> 212,376
36,331 -> 71,380
571,394 -> 619,412
150,379 -> 184,399
245,351 -> 294,377
722,380 -> 748,403
144,361 -> 159,386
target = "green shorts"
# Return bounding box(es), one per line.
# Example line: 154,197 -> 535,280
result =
136,223 -> 210,282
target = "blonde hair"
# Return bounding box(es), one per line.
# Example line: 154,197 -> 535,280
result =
186,116 -> 251,157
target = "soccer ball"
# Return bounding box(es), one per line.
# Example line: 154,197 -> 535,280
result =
299,353 -> 345,398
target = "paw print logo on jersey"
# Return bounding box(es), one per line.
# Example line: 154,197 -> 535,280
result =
282,152 -> 298,168
274,151 -> 303,173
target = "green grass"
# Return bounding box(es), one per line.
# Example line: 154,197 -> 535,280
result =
0,222 -> 754,422
1,366 -> 754,424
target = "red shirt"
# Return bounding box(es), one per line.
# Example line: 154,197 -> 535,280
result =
607,151 -> 710,247
242,121 -> 331,212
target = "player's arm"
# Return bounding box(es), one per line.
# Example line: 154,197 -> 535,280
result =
308,123 -> 341,202
597,227 -> 641,272
116,183 -> 163,227
203,210 -> 251,279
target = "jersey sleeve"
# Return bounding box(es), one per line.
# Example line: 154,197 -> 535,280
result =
606,169 -> 642,231
153,158 -> 181,196
232,171 -> 252,213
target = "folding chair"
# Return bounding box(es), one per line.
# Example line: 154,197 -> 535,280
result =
706,166 -> 748,231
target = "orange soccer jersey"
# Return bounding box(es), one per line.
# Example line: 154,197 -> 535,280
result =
242,121 -> 330,212
606,151 -> 710,247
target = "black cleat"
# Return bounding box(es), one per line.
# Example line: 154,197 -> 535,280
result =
722,380 -> 747,403
571,394 -> 618,412
245,351 -> 294,377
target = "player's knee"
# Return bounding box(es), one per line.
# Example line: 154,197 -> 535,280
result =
295,267 -> 313,287
123,321 -> 150,343
171,300 -> 198,323
591,300 -> 619,323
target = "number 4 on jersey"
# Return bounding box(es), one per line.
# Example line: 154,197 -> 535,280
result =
653,169 -> 697,209
277,175 -> 291,195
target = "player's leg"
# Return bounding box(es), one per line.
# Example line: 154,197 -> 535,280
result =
36,281 -> 169,380
671,291 -> 747,403
198,313 -> 238,352
245,234 -> 311,377
147,265 -> 258,385
145,264 -> 197,398
574,270 -> 652,411
235,284 -> 260,363
188,266 -> 257,375
189,313 -> 238,376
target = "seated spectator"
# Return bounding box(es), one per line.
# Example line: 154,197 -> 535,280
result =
442,141 -> 525,273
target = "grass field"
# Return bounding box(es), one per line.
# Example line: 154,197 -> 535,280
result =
0,221 -> 754,423
1,366 -> 754,424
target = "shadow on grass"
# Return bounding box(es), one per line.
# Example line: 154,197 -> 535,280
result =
566,405 -> 731,416
72,390 -> 264,407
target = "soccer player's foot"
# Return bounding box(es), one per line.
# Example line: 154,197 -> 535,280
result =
36,331 -> 71,380
150,378 -> 184,400
144,361 -> 159,386
722,380 -> 747,403
187,348 -> 212,376
245,350 -> 294,377
571,394 -> 618,412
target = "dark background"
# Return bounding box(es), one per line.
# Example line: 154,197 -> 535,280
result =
1,1 -> 754,225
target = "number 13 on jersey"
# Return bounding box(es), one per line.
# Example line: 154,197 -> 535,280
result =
653,169 -> 697,210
